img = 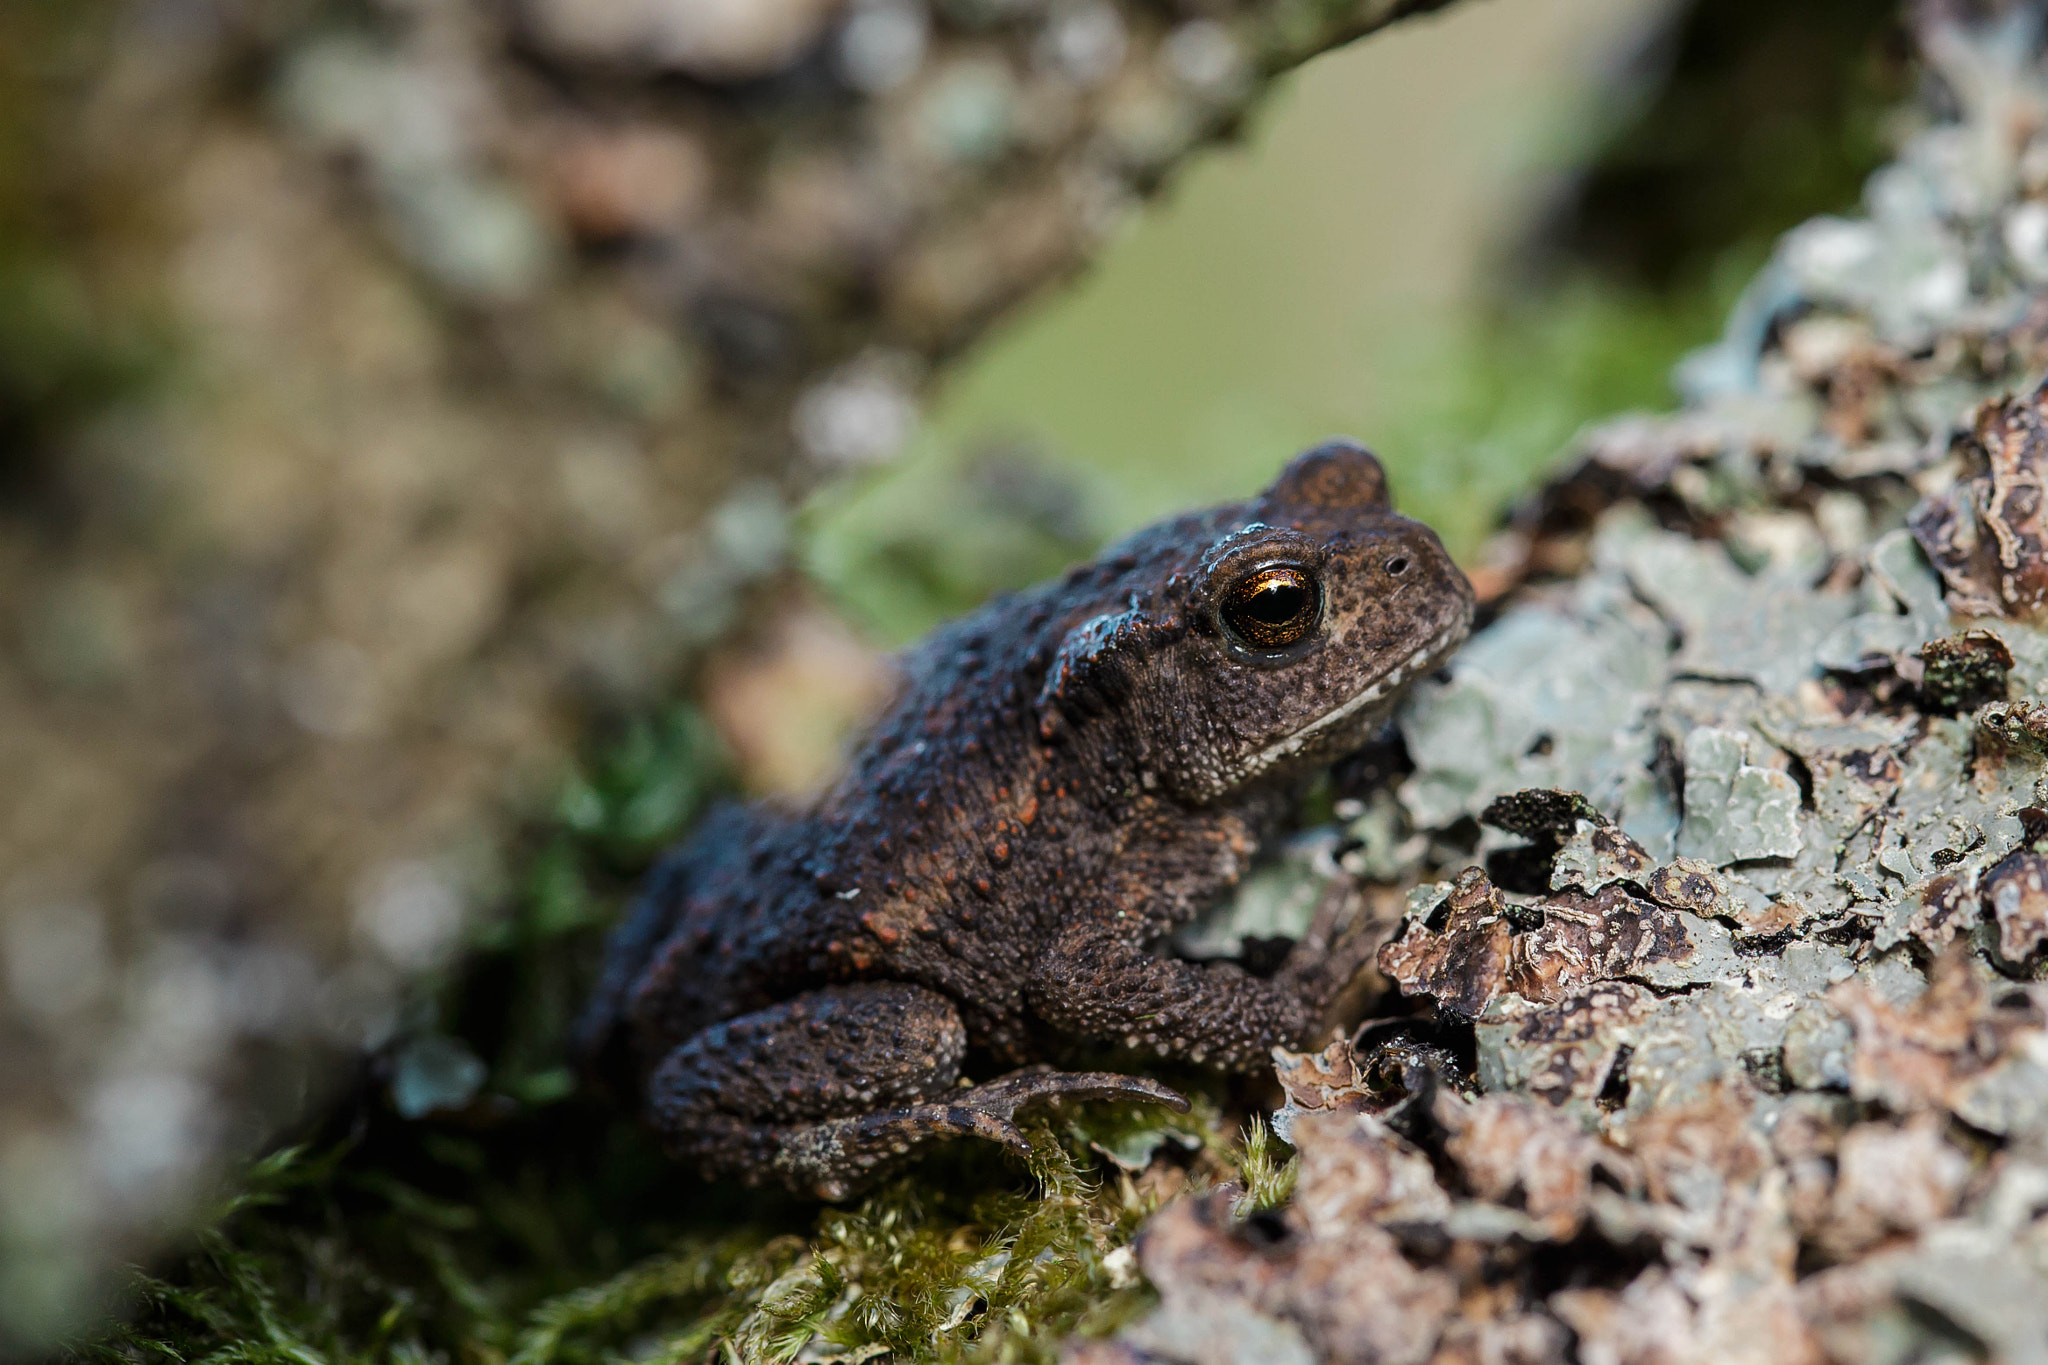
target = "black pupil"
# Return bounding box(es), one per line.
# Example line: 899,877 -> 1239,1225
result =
1225,568 -> 1319,649
1243,581 -> 1306,624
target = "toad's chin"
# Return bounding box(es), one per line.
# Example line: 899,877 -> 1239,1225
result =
1216,604 -> 1473,795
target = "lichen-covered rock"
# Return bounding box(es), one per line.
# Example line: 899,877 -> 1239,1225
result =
1080,9 -> 2048,1363
1984,843 -> 2048,962
1121,1166 -> 1459,1365
1432,1089 -> 1638,1240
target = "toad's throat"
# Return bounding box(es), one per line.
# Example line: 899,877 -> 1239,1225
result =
1229,605 -> 1472,788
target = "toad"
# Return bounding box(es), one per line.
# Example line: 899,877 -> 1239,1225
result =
577,440 -> 1474,1197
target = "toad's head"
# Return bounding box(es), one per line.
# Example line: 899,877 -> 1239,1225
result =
1036,439 -> 1473,804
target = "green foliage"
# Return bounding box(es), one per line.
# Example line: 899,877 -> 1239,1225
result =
1369,273 -> 1746,559
468,703 -> 728,1099
801,439 -> 1106,645
721,1132 -> 1161,1365
551,705 -> 729,876
1545,0 -> 1905,295
74,1131 -> 786,1365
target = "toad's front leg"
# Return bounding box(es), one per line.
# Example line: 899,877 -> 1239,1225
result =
1026,920 -> 1373,1070
644,982 -> 1184,1200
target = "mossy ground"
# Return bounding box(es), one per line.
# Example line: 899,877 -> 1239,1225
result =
67,705 -> 1284,1365
80,1117 -> 1229,1365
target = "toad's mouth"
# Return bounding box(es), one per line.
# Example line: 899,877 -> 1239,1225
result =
1224,601 -> 1473,790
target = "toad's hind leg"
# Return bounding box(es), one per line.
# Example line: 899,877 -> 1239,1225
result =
646,983 -> 1186,1200
572,802 -> 782,1080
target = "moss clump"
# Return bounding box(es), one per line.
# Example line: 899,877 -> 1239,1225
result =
1916,629 -> 2015,714
73,1104 -> 1233,1364
1231,1117 -> 1299,1216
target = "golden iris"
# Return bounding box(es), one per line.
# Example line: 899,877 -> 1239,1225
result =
1220,565 -> 1321,650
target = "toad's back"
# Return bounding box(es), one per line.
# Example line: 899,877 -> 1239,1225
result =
577,440 -> 1473,1197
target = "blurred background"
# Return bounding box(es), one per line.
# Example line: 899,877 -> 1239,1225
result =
804,0 -> 1901,649
0,0 -> 1905,1351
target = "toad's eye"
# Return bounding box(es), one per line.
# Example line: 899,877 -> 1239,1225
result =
1219,565 -> 1322,651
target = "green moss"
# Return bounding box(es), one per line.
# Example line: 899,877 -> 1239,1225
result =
1916,630 -> 2015,715
1230,1117 -> 1298,1216
75,1108 -> 1227,1365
